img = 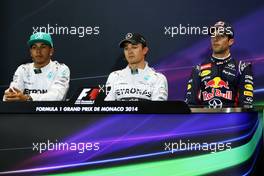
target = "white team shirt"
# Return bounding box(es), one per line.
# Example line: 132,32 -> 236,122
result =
3,60 -> 70,101
105,63 -> 168,101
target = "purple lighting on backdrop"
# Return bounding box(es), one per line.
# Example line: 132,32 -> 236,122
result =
15,113 -> 257,170
154,7 -> 264,100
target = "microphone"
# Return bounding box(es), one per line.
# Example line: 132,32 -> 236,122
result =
131,68 -> 138,75
34,68 -> 42,74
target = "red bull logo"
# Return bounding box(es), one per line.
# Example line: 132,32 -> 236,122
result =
205,77 -> 229,89
202,89 -> 232,101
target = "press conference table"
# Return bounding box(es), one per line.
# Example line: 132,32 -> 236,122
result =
0,102 -> 263,176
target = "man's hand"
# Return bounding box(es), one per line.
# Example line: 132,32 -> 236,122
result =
4,87 -> 29,102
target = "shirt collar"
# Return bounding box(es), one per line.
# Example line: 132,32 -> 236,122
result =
33,60 -> 53,73
126,62 -> 149,75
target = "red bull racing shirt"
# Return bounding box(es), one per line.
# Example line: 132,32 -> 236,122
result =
185,56 -> 254,108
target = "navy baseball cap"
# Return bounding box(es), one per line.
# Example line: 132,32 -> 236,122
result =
210,21 -> 234,38
119,33 -> 147,48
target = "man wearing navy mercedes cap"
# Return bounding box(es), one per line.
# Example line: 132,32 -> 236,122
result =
3,32 -> 70,101
105,33 -> 168,101
185,21 -> 254,108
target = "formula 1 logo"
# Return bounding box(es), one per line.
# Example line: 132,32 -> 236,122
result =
75,88 -> 100,104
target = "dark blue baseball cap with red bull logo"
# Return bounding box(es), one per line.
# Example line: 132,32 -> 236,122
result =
209,21 -> 234,39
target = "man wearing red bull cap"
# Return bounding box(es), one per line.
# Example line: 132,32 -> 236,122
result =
185,21 -> 254,108
3,32 -> 70,101
104,33 -> 168,101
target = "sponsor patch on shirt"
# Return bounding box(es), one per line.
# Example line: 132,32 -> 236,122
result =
244,84 -> 253,91
200,70 -> 211,77
187,84 -> 192,90
244,91 -> 253,97
200,63 -> 212,70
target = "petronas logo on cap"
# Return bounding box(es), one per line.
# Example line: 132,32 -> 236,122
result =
126,33 -> 133,39
35,33 -> 44,39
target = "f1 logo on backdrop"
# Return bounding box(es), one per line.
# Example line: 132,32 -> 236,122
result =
75,88 -> 100,104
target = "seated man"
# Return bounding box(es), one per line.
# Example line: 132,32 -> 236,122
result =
185,21 -> 254,108
3,32 -> 70,101
105,33 -> 168,101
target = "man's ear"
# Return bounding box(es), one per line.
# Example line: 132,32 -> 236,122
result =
50,48 -> 54,56
29,48 -> 33,57
143,46 -> 149,55
228,38 -> 234,47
